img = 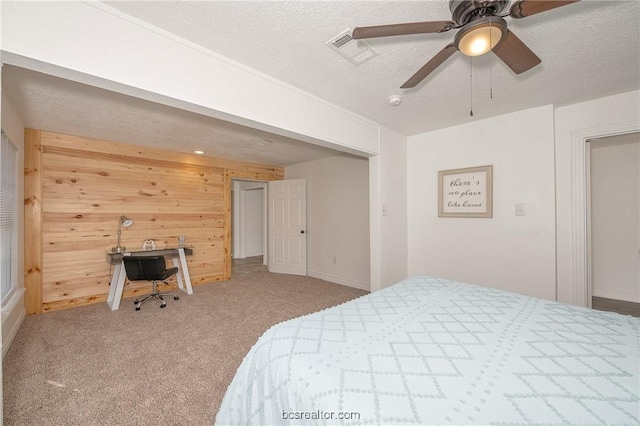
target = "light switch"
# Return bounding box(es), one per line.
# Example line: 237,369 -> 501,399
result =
515,203 -> 526,216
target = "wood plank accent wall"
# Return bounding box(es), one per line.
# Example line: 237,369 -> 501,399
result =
24,129 -> 43,314
24,130 -> 284,314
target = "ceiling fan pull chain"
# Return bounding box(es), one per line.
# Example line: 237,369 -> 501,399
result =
469,56 -> 474,117
490,53 -> 494,100
490,66 -> 494,100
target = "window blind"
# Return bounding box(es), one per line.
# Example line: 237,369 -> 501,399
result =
1,130 -> 17,301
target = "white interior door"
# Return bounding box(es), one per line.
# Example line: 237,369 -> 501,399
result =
268,179 -> 306,275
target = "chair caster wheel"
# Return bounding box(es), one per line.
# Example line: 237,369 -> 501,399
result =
160,304 -> 166,309
174,296 -> 180,300
135,307 -> 140,311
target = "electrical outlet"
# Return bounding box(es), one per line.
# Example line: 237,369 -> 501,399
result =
515,203 -> 526,216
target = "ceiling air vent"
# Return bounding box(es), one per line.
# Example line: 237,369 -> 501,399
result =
326,29 -> 378,66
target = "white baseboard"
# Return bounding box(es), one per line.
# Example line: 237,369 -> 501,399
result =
307,270 -> 370,292
2,288 -> 26,359
592,287 -> 640,304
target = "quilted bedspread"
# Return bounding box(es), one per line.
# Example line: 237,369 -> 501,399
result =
215,276 -> 640,425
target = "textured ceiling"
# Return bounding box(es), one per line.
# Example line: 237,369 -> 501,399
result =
105,0 -> 640,135
3,1 -> 639,167
2,65 -> 345,167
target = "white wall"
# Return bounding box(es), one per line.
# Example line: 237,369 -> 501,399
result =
590,134 -> 640,303
286,155 -> 370,290
407,106 -> 557,300
232,181 -> 266,259
1,87 -> 27,359
232,181 -> 239,258
243,188 -> 264,257
377,126 -> 408,289
404,91 -> 640,305
554,90 -> 640,304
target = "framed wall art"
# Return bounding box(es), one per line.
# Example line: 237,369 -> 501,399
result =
438,165 -> 493,218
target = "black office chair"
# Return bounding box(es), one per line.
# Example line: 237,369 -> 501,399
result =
123,255 -> 180,311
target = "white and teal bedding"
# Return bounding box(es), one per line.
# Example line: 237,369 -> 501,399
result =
216,276 -> 640,425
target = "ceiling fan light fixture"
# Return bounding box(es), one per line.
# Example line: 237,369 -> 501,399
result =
455,17 -> 506,57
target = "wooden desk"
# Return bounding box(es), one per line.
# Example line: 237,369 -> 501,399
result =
106,247 -> 193,310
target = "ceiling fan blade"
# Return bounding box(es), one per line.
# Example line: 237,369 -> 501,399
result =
401,43 -> 457,89
509,0 -> 580,19
352,21 -> 456,39
492,30 -> 541,74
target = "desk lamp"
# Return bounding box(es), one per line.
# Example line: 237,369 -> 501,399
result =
112,215 -> 134,253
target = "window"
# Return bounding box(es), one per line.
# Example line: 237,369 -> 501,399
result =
1,130 -> 18,302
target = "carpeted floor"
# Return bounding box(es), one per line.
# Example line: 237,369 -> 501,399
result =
232,255 -> 267,277
2,271 -> 367,425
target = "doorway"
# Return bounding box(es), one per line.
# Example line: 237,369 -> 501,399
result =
231,179 -> 267,277
588,132 -> 640,316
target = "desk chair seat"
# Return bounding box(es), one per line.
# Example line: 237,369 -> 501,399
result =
123,255 -> 180,310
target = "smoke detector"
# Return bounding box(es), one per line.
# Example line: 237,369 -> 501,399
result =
388,95 -> 403,106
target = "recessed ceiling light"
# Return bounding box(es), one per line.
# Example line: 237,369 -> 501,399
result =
194,150 -> 204,155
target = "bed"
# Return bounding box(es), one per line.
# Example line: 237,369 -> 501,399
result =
215,276 -> 640,425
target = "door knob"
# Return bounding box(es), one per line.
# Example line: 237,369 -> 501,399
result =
300,230 -> 305,234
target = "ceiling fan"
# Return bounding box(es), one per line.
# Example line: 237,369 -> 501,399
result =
352,0 -> 580,88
